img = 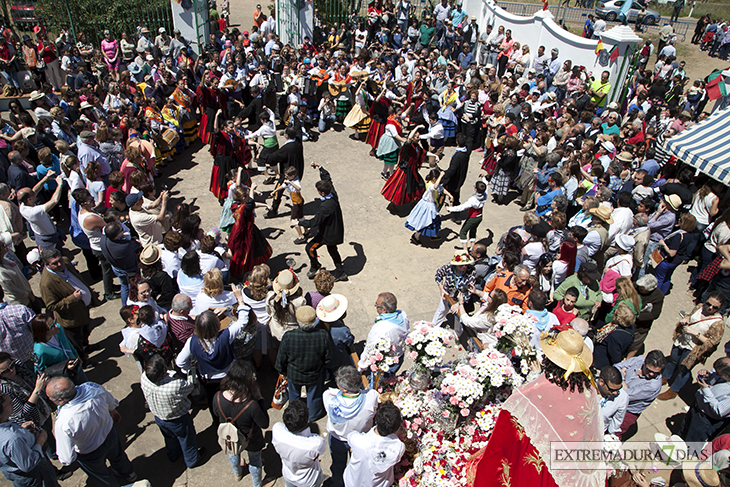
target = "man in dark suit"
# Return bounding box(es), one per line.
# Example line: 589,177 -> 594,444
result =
265,126 -> 305,218
441,133 -> 470,221
299,163 -> 346,282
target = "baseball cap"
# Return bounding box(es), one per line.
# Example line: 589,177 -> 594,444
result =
125,192 -> 143,207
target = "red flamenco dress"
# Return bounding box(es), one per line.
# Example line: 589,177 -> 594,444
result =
196,83 -> 220,145
228,198 -> 273,278
366,95 -> 390,149
467,375 -> 605,487
381,142 -> 425,205
209,129 -> 252,201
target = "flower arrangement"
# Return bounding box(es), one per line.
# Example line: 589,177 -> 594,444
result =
491,303 -> 542,381
360,335 -> 399,373
405,321 -> 454,369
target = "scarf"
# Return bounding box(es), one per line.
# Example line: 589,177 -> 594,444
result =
595,322 -> 619,344
172,87 -> 192,109
375,310 -> 406,329
441,90 -> 458,107
328,390 -> 367,424
162,106 -> 180,128
526,309 -> 551,331
145,107 -> 163,124
386,114 -> 402,134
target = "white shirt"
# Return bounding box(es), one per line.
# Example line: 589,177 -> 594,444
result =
160,245 -> 181,278
324,389 -> 379,442
605,254 -> 633,277
419,121 -> 444,141
344,428 -> 405,487
19,204 -> 55,236
600,388 -> 629,434
607,207 -> 634,245
521,242 -> 545,271
198,250 -> 226,274
190,290 -> 237,316
271,423 -> 326,487
361,312 -> 410,367
129,208 -> 162,247
55,382 -> 117,465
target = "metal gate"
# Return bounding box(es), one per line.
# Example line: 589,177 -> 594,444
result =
36,0 -> 173,45
277,0 -> 301,46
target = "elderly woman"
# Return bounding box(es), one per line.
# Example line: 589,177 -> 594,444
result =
191,269 -> 239,316
658,292 -> 726,401
176,306 -> 249,419
626,274 -> 665,359
593,302 -> 636,369
265,269 -> 306,362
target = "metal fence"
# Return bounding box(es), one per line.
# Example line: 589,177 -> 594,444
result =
497,1 -> 690,41
36,0 -> 173,45
315,0 -> 435,29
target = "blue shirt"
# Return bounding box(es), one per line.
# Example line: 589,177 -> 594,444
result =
640,159 -> 660,177
0,421 -> 45,477
458,52 -> 475,70
697,373 -> 730,420
36,155 -> 61,192
615,356 -> 663,415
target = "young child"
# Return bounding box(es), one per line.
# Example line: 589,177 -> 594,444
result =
344,401 -> 405,487
272,400 -> 327,487
271,165 -> 306,244
405,168 -> 451,246
552,286 -> 580,325
119,304 -> 142,370
448,179 -> 488,253
133,304 -> 173,366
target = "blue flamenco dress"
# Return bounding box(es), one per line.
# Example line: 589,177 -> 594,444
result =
405,182 -> 442,237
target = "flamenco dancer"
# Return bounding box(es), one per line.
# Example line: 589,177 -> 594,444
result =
228,184 -> 273,279
210,110 -> 252,204
343,80 -> 372,141
405,168 -> 451,246
365,83 -> 392,157
381,129 -> 426,207
375,105 -> 407,180
196,70 -> 221,145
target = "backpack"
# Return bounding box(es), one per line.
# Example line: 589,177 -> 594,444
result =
215,393 -> 254,455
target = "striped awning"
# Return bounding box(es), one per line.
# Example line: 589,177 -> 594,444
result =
664,106 -> 730,185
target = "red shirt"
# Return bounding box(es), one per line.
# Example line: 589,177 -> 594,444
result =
554,300 -> 578,325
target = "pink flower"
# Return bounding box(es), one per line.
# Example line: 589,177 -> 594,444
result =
404,420 -> 411,429
505,368 -> 513,376
393,356 -> 399,363
444,338 -> 450,345
375,353 -> 384,361
469,358 -> 478,366
370,356 -> 377,364
405,337 -> 413,344
447,385 -> 456,394
411,423 -> 419,431
408,351 -> 418,359
498,318 -> 507,324
495,331 -> 502,338
413,418 -> 423,425
466,425 -> 476,435
420,326 -> 429,334
461,408 -> 470,417
450,396 -> 459,405
442,411 -> 450,418
459,401 -> 466,408
370,364 -> 378,371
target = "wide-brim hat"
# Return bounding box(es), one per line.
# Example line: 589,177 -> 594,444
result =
682,461 -> 720,487
450,252 -> 474,266
653,433 -> 688,464
616,151 -> 634,163
665,194 -> 682,212
273,269 -> 300,295
540,329 -> 593,377
79,101 -> 93,110
579,261 -> 602,281
140,27 -> 150,34
128,63 -> 142,75
140,244 -> 161,266
28,90 -> 44,101
316,294 -> 348,322
615,234 -> 635,252
526,221 -> 550,239
589,206 -> 614,224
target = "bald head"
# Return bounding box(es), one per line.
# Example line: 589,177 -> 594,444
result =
16,188 -> 33,205
471,243 -> 487,259
570,318 -> 590,337
45,377 -> 77,406
8,151 -> 21,165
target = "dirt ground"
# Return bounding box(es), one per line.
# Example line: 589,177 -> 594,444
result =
4,3 -> 728,487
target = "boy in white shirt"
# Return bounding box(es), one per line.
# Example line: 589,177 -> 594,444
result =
271,166 -> 306,244
272,400 -> 327,487
344,401 -> 405,487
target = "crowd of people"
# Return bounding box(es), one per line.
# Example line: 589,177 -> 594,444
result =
0,0 -> 727,485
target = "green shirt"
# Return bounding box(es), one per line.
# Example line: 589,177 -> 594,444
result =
420,25 -> 435,46
590,79 -> 611,107
554,274 -> 602,320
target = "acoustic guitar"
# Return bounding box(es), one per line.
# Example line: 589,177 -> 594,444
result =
328,79 -> 350,97
310,69 -> 331,86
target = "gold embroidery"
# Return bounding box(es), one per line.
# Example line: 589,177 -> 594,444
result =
510,416 -> 525,440
499,459 -> 512,487
524,452 -> 545,474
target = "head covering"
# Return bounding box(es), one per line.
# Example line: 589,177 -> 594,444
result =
140,27 -> 150,35
450,252 -> 474,266
79,101 -> 93,110
295,306 -> 317,326
682,462 -> 720,487
600,140 -> 615,152
273,269 -> 300,306
128,63 -> 142,75
664,194 -> 682,211
125,192 -> 143,207
140,244 -> 161,265
540,328 -> 595,386
607,101 -> 620,110
579,261 -> 602,281
615,234 -> 635,252
589,206 -> 614,224
103,29 -> 110,36
526,221 -> 550,239
0,232 -> 11,247
551,47 -> 559,54
79,130 -> 95,139
29,90 -> 44,101
22,34 -> 31,42
26,248 -> 41,266
616,151 -> 633,163
316,294 -> 348,322
159,27 -> 166,34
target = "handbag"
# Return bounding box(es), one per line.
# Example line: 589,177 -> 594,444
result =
649,248 -> 664,267
44,359 -> 78,381
271,374 -> 288,410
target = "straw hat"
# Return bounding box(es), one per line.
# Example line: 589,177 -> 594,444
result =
540,329 -> 593,379
139,244 -> 161,266
295,306 -> 317,326
664,194 -> 682,212
79,101 -> 93,110
682,461 -> 720,487
273,269 -> 300,295
28,90 -> 44,102
615,151 -> 634,163
450,252 -> 474,266
316,294 -> 348,322
589,206 -> 614,224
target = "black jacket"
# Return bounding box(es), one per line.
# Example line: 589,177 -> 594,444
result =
300,168 -> 344,246
269,139 -> 304,180
100,235 -> 141,274
442,149 -> 469,198
636,288 -> 665,330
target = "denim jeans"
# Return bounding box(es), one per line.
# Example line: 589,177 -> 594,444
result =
680,405 -> 728,442
654,260 -> 679,295
76,427 -> 135,486
154,414 -> 200,468
663,345 -> 693,393
318,114 -> 336,132
228,449 -> 261,486
111,266 -> 132,305
329,435 -> 349,487
92,249 -> 116,298
287,370 -> 326,422
2,70 -> 19,89
638,240 -> 661,279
